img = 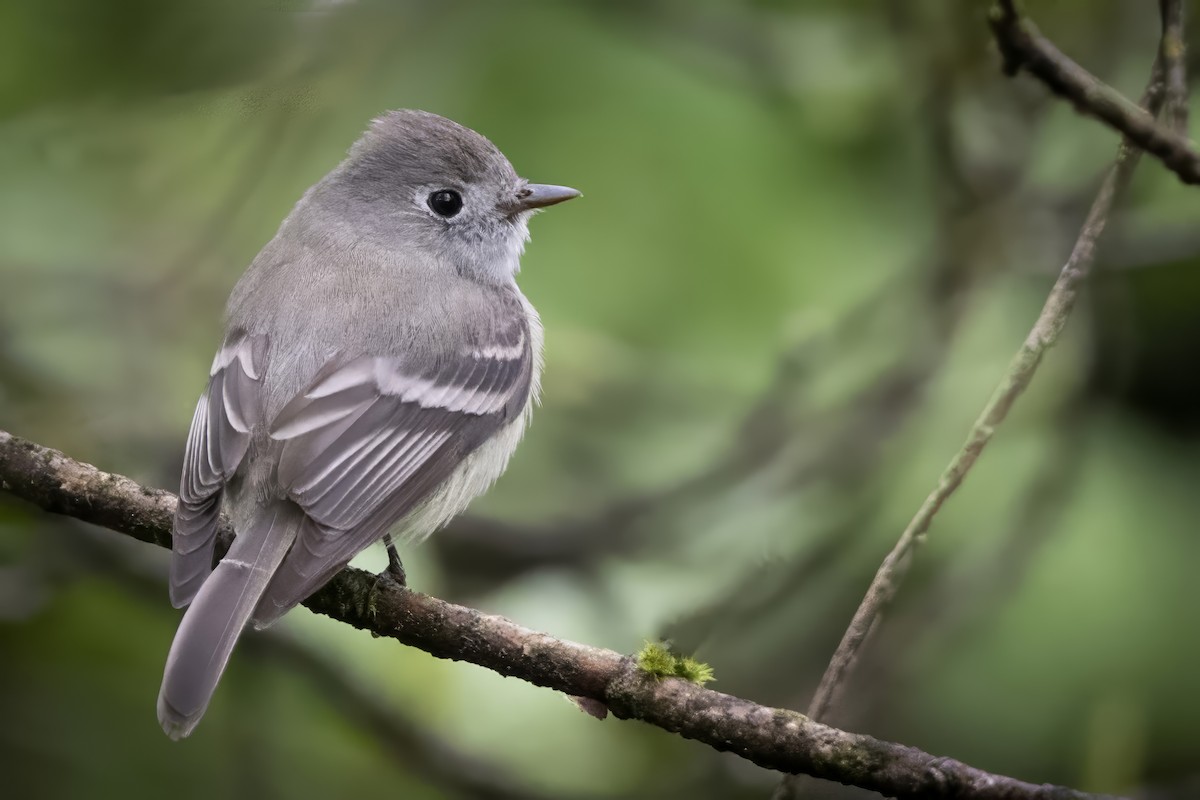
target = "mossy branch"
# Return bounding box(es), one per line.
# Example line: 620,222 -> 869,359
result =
0,430 -> 1118,800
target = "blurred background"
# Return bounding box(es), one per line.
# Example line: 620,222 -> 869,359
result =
2,1 -> 1199,798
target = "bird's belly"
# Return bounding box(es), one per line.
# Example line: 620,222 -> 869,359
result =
394,410 -> 531,542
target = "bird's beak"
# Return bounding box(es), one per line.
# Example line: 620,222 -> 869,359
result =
509,183 -> 581,213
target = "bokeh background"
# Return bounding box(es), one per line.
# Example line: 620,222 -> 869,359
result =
2,1 -> 1199,798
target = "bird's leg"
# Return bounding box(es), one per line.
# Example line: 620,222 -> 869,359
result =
381,533 -> 407,586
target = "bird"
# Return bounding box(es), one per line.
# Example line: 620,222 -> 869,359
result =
158,109 -> 579,739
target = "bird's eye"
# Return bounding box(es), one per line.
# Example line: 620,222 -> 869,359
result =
427,190 -> 463,218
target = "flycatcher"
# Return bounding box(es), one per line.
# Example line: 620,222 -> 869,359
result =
158,110 -> 578,739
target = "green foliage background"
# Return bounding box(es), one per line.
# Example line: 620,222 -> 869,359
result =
1,2 -> 1198,798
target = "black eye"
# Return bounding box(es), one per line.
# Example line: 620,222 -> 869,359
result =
427,190 -> 463,218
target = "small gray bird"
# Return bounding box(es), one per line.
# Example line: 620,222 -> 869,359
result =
159,110 -> 578,739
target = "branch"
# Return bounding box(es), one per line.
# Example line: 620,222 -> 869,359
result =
1159,0 -> 1189,134
772,22 -> 1171,800
989,0 -> 1198,184
849,415 -> 1087,722
0,429 -> 1119,800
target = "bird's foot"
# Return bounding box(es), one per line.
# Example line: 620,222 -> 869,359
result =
381,533 -> 407,586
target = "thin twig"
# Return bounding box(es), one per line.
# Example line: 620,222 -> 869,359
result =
1159,0 -> 1189,134
851,414 -> 1087,721
806,146 -> 1134,720
0,429 -> 1121,800
990,0 -> 1199,184
772,34 -> 1169,800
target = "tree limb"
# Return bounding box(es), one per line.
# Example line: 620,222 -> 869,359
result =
772,16 -> 1171,800
989,0 -> 1197,183
0,429 -> 1119,800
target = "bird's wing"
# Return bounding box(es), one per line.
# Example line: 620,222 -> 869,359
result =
253,311 -> 532,623
170,330 -> 270,608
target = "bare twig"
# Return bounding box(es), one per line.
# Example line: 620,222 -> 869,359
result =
0,429 -> 1120,800
850,414 -> 1087,722
770,30 -> 1170,800
810,70 -> 1165,720
989,0 -> 1198,184
1160,0 -> 1189,134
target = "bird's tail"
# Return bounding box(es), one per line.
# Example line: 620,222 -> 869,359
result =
157,501 -> 298,740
